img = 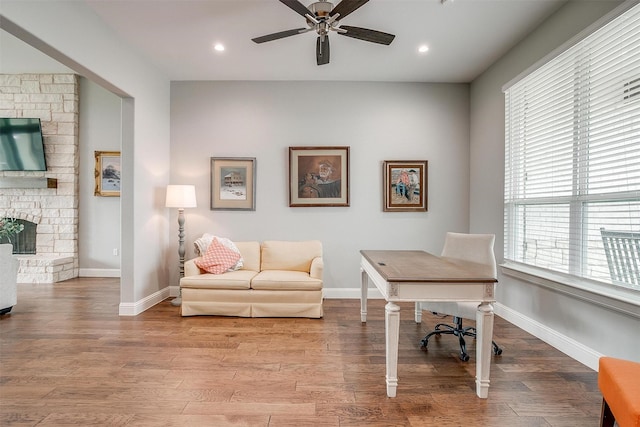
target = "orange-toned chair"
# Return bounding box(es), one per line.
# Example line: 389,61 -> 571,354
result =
598,356 -> 640,427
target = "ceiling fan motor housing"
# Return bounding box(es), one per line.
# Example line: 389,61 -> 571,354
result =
310,1 -> 333,17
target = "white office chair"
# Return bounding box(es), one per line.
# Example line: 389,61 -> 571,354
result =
417,232 -> 502,361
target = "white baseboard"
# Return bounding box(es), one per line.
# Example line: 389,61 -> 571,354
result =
79,268 -> 120,278
324,287 -> 601,371
323,287 -> 383,299
119,286 -> 170,316
494,302 -> 602,370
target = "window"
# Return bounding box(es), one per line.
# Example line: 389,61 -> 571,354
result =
504,4 -> 640,292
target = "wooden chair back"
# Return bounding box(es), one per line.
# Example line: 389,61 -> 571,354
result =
600,228 -> 640,287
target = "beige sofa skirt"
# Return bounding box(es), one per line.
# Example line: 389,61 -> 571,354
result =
181,288 -> 323,318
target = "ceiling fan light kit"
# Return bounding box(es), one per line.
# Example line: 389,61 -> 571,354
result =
252,0 -> 395,66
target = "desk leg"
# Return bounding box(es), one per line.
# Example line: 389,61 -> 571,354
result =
414,302 -> 422,323
475,302 -> 494,398
360,268 -> 368,323
385,301 -> 400,397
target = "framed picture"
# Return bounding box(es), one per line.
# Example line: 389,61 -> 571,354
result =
289,146 -> 350,207
94,151 -> 121,197
383,160 -> 428,212
210,157 -> 256,211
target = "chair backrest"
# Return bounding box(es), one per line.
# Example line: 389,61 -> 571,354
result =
600,228 -> 640,287
440,232 -> 497,279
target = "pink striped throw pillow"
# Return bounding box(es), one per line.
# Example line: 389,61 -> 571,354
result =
195,237 -> 241,274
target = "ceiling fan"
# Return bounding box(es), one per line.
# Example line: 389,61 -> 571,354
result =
252,0 -> 395,66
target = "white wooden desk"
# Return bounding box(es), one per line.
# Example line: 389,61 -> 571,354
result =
360,250 -> 497,398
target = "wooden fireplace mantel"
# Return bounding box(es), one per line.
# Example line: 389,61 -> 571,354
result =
0,177 -> 58,189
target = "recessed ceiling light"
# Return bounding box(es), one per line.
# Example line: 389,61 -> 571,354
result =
213,43 -> 225,52
418,45 -> 429,54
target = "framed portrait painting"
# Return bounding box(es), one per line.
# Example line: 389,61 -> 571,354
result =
383,160 -> 428,212
94,151 -> 121,197
210,157 -> 256,211
289,146 -> 350,207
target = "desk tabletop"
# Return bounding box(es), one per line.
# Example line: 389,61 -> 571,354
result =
360,250 -> 497,283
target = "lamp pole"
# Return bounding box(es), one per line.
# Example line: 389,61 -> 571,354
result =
171,207 -> 186,306
165,184 -> 197,307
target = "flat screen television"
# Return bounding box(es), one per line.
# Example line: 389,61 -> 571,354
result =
0,118 -> 47,171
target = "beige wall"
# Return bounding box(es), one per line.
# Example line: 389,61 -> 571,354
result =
170,81 -> 471,295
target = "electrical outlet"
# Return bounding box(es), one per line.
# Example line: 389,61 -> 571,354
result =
113,248 -> 118,256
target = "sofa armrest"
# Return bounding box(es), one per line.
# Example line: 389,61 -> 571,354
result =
184,258 -> 203,277
310,256 -> 324,280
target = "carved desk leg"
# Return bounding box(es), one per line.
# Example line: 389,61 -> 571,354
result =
385,301 -> 400,397
475,302 -> 494,398
360,267 -> 368,323
415,302 -> 422,323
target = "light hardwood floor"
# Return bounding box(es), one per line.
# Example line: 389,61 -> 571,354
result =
0,278 -> 602,426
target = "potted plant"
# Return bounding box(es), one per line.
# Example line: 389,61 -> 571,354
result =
0,217 -> 24,244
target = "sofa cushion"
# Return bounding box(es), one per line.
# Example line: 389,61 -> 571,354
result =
250,270 -> 323,291
180,270 -> 257,290
260,240 -> 322,272
195,238 -> 242,274
233,241 -> 261,272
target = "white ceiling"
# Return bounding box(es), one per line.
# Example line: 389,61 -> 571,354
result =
83,0 -> 568,83
2,0 -> 568,83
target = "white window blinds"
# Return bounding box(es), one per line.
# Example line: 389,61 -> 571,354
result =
504,4 -> 640,290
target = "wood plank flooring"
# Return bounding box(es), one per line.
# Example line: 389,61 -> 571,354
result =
0,278 -> 602,426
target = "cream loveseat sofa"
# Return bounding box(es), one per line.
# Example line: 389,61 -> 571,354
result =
180,240 -> 323,318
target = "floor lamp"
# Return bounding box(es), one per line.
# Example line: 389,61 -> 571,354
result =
165,184 -> 197,306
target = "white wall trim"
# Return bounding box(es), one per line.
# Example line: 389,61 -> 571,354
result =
500,262 -> 640,318
324,287 -> 383,299
494,302 -> 602,371
79,268 -> 120,278
119,287 -> 170,316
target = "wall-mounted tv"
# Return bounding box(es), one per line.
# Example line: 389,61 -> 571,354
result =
0,118 -> 47,171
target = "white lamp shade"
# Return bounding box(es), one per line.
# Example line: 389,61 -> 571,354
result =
165,185 -> 197,208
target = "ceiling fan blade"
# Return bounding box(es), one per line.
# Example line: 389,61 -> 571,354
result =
338,25 -> 395,45
316,36 -> 330,65
279,0 -> 312,17
330,0 -> 370,20
252,28 -> 307,44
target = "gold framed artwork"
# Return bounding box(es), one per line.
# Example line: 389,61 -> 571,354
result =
383,160 -> 428,212
289,146 -> 350,207
94,151 -> 121,197
210,157 -> 256,211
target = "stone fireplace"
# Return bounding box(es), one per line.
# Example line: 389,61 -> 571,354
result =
0,73 -> 79,283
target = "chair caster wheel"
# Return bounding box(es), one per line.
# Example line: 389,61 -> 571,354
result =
494,347 -> 503,356
460,353 -> 470,362
419,339 -> 428,350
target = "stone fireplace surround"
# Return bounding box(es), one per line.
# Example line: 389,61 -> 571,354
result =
0,74 -> 79,283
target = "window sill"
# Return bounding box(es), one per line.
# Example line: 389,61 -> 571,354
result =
500,261 -> 640,319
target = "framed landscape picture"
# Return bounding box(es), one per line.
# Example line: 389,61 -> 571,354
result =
383,160 -> 428,212
94,151 -> 121,197
289,146 -> 350,207
210,157 -> 256,210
